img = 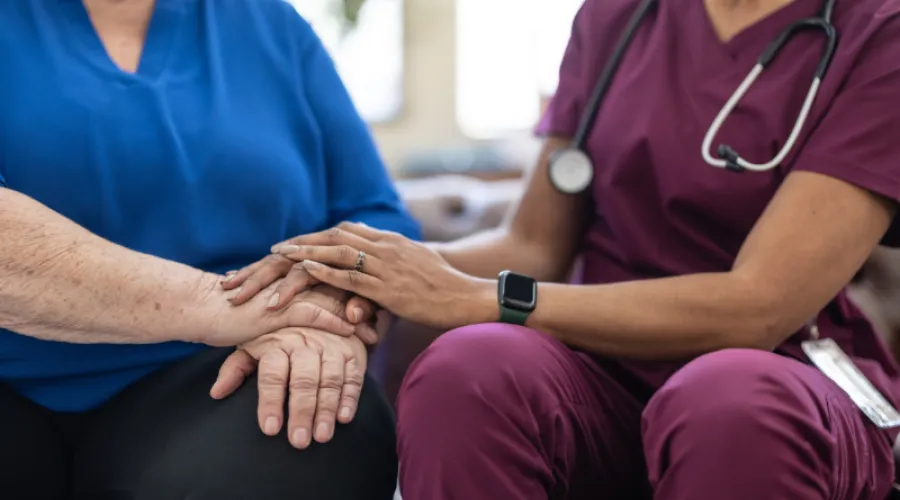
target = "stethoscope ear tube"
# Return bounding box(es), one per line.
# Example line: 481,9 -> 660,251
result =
757,18 -> 838,79
571,0 -> 658,150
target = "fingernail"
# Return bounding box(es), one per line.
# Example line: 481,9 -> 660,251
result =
264,416 -> 279,435
349,307 -> 363,323
315,422 -> 331,441
339,406 -> 352,420
221,274 -> 234,283
278,245 -> 301,254
267,293 -> 280,308
302,260 -> 321,270
226,287 -> 242,300
292,428 -> 309,447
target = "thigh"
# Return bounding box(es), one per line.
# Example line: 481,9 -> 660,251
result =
71,348 -> 398,500
643,349 -> 895,500
397,324 -> 650,500
0,383 -> 70,500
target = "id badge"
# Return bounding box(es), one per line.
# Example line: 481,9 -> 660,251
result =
802,338 -> 900,429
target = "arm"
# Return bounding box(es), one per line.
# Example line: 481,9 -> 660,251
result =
0,187 -> 224,344
297,22 -> 420,240
0,188 -> 353,345
514,172 -> 893,359
430,137 -> 591,282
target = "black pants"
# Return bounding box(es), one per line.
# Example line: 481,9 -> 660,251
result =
0,348 -> 399,500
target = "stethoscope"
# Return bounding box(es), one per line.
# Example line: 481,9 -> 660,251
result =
548,0 -> 839,194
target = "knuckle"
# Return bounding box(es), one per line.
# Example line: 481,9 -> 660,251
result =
258,371 -> 286,387
348,271 -> 363,286
326,227 -> 343,242
382,231 -> 403,243
307,305 -> 324,326
330,298 -> 346,318
344,373 -> 364,388
289,375 -> 320,392
264,254 -> 288,266
318,374 -> 344,390
337,221 -> 355,230
338,245 -> 354,262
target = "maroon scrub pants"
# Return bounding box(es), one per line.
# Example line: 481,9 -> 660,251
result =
396,324 -> 896,499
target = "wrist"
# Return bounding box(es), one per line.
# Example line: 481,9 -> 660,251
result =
182,272 -> 230,344
462,277 -> 501,326
188,272 -> 280,346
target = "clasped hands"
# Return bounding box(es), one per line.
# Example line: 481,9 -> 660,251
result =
207,222 -> 493,450
206,247 -> 391,450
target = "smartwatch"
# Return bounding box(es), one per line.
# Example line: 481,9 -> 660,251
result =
497,270 -> 537,325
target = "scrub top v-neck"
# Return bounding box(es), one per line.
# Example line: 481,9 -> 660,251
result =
0,0 -> 419,412
538,0 -> 900,400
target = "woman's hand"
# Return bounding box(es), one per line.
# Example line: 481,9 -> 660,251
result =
206,279 -> 363,347
272,222 -> 498,330
221,252 -> 377,330
272,284 -> 380,345
209,327 -> 367,449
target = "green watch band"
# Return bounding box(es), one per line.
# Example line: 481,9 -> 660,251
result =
498,305 -> 531,326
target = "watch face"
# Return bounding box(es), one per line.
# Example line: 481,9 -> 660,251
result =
500,271 -> 537,311
549,148 -> 594,194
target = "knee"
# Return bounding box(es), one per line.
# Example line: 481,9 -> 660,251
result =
398,323 -> 559,409
643,349 -> 816,440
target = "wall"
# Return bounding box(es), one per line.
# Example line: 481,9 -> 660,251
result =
369,0 -> 476,170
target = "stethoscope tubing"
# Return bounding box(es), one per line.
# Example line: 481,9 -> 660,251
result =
566,0 -> 839,174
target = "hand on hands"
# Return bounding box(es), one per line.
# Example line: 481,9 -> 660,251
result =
271,222 -> 496,330
208,280 -> 362,347
221,251 -> 383,345
210,327 -> 367,449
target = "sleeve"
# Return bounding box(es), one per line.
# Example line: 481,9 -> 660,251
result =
790,16 -> 900,245
296,22 -> 421,241
535,1 -> 600,137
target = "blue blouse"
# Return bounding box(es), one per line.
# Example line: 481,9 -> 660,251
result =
0,0 -> 419,411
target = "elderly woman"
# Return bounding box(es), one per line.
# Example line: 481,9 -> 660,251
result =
236,0 -> 900,498
0,0 -> 418,499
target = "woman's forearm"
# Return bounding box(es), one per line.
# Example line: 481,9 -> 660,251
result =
0,188 -> 226,344
431,228 -> 574,282
463,272 -> 796,361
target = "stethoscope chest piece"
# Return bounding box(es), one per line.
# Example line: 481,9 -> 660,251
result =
548,147 -> 595,194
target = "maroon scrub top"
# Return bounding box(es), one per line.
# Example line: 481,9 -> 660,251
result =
537,0 -> 900,402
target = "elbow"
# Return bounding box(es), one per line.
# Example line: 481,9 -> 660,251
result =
718,276 -> 810,352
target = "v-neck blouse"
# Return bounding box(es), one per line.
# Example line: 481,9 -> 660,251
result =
56,0 -> 189,81
538,0 -> 900,403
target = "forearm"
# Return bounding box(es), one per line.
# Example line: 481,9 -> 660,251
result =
465,272 -> 794,361
0,188 -> 223,344
430,228 -> 573,282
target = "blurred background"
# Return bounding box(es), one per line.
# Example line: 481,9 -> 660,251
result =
288,0 -> 582,242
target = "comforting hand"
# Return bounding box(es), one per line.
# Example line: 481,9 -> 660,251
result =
221,249 -> 378,336
208,279 -> 360,347
209,327 -> 367,449
272,222 -> 497,330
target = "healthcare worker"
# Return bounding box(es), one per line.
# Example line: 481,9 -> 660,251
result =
229,0 -> 900,497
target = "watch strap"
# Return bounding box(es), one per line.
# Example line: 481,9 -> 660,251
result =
498,305 -> 531,326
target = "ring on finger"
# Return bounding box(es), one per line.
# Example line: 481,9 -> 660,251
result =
355,251 -> 366,273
